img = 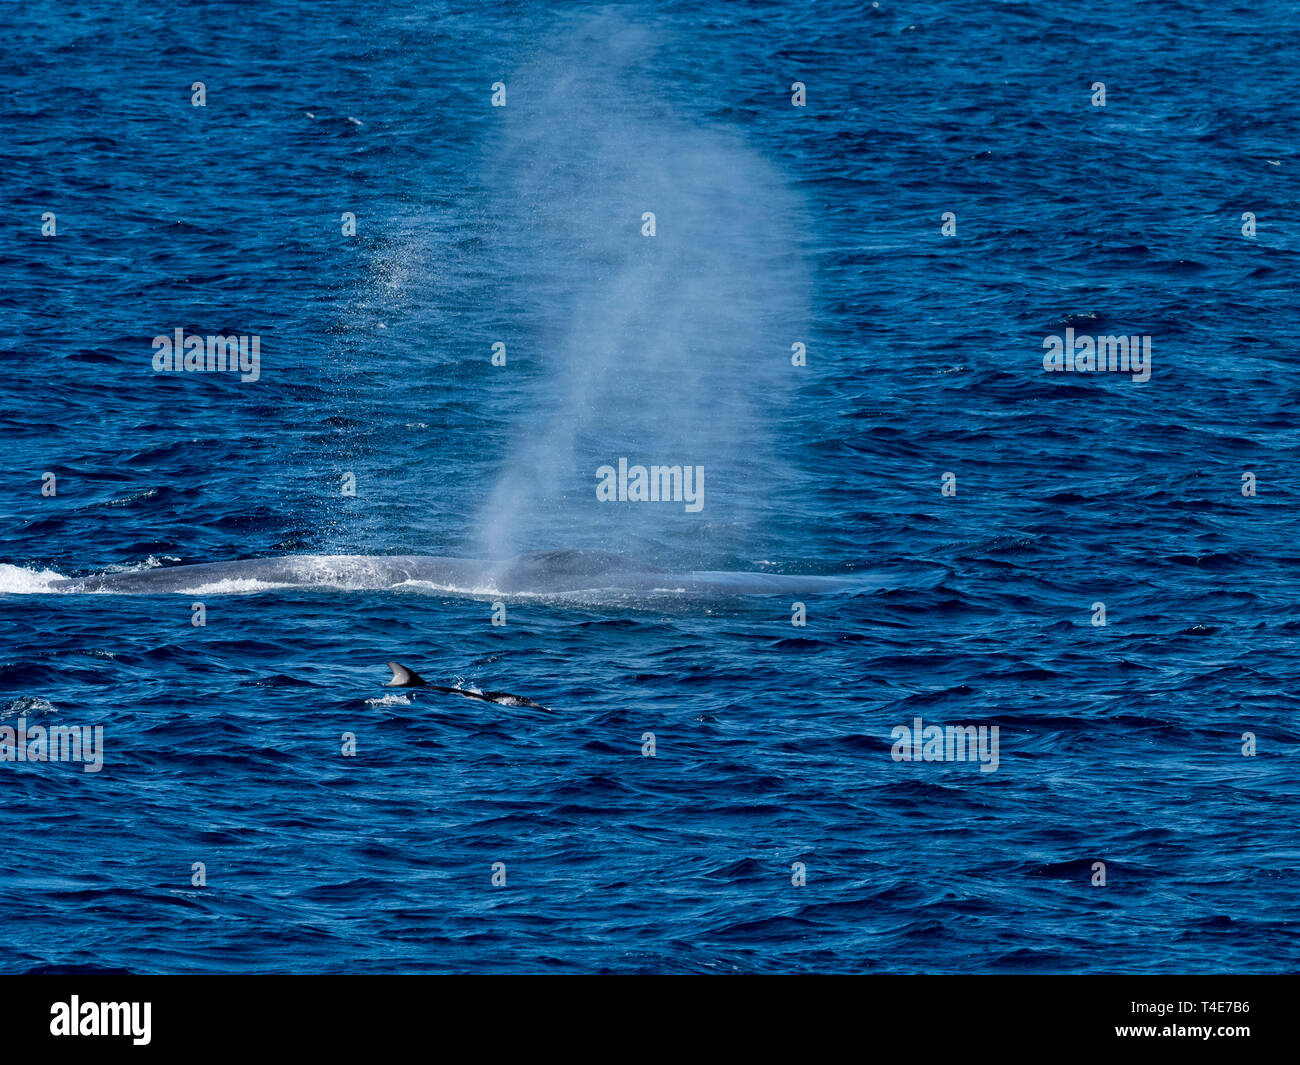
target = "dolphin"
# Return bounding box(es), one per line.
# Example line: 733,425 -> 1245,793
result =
384,661 -> 550,710
34,549 -> 929,599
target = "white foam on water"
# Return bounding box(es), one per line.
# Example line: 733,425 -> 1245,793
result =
2,695 -> 60,719
174,579 -> 298,595
396,579 -> 504,597
0,564 -> 68,594
103,554 -> 178,573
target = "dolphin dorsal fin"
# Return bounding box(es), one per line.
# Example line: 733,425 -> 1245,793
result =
386,661 -> 427,687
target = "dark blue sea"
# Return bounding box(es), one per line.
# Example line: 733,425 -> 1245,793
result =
2,0 -> 1298,974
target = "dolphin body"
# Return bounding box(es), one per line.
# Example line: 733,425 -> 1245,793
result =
384,661 -> 550,710
44,549 -> 915,598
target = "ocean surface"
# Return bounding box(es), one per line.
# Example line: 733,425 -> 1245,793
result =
2,0 -> 1298,974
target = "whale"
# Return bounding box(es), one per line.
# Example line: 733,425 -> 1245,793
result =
29,548 -> 935,600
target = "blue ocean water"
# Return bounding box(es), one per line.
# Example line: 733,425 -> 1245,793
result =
2,0 -> 1298,974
